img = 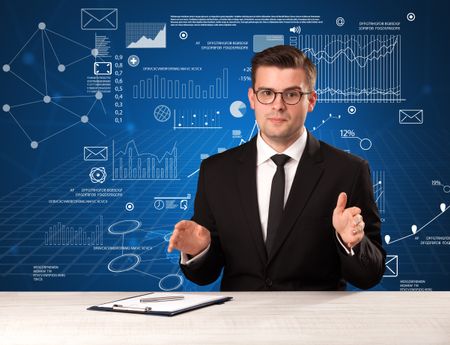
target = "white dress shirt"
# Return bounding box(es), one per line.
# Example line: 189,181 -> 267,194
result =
256,130 -> 306,242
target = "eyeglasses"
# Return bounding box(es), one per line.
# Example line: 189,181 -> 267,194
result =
253,88 -> 313,105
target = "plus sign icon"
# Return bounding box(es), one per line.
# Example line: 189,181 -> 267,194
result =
127,55 -> 140,67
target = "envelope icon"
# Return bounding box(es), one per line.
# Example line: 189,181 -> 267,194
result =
81,8 -> 118,31
399,109 -> 423,125
383,255 -> 398,277
84,146 -> 108,161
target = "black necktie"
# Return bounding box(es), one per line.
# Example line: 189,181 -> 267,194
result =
266,154 -> 290,255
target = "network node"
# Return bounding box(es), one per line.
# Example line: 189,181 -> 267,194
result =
3,64 -> 10,72
95,91 -> 103,100
38,22 -> 46,30
3,104 -> 10,112
57,64 -> 65,72
91,49 -> 99,57
43,95 -> 51,104
30,141 -> 39,149
81,115 -> 89,123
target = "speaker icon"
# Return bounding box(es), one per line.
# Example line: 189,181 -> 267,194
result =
289,26 -> 301,34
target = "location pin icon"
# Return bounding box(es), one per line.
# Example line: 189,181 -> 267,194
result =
384,235 -> 391,244
440,203 -> 446,213
411,225 -> 417,234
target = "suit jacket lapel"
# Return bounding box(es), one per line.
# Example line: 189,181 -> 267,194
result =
236,136 -> 268,264
268,131 -> 325,262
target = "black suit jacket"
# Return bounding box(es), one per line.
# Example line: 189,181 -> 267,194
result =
181,132 -> 386,291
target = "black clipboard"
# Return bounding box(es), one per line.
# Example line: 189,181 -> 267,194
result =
87,293 -> 232,317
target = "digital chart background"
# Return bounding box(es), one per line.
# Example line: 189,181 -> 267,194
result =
1,0 -> 449,291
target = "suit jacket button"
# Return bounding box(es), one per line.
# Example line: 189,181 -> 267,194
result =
265,278 -> 272,287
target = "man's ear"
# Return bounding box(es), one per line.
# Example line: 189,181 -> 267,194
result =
307,90 -> 318,112
248,87 -> 256,110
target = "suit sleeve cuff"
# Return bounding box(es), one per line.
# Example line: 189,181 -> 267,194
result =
180,243 -> 211,265
335,231 -> 355,256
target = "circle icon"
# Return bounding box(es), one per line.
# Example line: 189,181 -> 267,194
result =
347,106 -> 357,115
154,105 -> 171,122
108,254 -> 141,273
108,220 -> 142,235
179,31 -> 188,40
127,55 -> 140,67
159,274 -> 184,291
125,202 -> 134,211
407,12 -> 416,21
360,138 -> 372,151
336,17 -> 345,27
230,101 -> 247,118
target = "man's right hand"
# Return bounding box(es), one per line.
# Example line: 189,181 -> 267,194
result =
167,220 -> 211,256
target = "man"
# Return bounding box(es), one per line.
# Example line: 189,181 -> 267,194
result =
168,45 -> 386,291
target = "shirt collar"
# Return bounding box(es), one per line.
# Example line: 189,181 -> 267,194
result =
256,128 -> 307,166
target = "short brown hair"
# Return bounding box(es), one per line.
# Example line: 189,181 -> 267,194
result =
251,45 -> 317,90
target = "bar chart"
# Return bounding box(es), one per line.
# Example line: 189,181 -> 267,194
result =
132,68 -> 229,100
45,216 -> 104,246
112,140 -> 178,180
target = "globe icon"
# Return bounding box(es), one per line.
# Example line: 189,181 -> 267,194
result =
154,105 -> 171,122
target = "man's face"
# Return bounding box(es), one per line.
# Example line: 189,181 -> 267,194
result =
248,66 -> 317,149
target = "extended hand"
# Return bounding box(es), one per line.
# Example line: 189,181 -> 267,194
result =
167,220 -> 211,256
332,192 -> 365,249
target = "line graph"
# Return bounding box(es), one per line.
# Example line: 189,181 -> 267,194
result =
290,35 -> 402,103
385,203 -> 449,245
310,113 -> 341,132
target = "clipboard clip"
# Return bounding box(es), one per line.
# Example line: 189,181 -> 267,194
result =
112,304 -> 152,312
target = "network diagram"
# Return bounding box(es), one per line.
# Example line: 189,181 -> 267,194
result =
2,22 -> 107,148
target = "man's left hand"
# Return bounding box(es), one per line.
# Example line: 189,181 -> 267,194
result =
332,192 -> 365,249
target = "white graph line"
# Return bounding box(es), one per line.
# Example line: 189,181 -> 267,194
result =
187,169 -> 199,178
385,204 -> 450,245
239,121 -> 259,145
294,35 -> 402,103
375,191 -> 384,203
311,113 -> 341,132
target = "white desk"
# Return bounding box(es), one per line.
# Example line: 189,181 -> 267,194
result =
0,292 -> 449,345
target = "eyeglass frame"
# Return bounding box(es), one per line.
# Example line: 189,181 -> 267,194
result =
252,87 -> 313,105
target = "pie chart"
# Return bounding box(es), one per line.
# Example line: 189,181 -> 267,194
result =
230,101 -> 246,118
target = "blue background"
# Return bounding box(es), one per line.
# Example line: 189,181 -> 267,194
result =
1,0 -> 449,291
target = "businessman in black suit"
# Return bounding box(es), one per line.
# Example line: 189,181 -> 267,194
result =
168,45 -> 386,291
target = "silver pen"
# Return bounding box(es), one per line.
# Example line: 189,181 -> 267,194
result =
140,295 -> 184,303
